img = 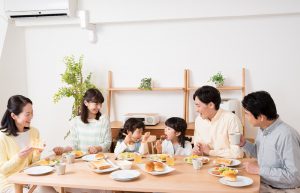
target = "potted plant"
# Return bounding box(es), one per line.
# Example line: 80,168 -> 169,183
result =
138,78 -> 152,90
53,55 -> 97,138
209,72 -> 225,87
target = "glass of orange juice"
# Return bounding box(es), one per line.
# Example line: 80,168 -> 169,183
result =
166,155 -> 175,166
134,153 -> 142,164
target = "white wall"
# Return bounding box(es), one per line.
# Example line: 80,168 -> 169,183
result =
0,22 -> 27,119
2,1 -> 300,150
0,0 -> 7,57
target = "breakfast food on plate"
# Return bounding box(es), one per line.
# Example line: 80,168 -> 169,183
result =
215,158 -> 232,166
159,154 -> 168,162
34,158 -> 58,166
149,154 -> 168,162
72,150 -> 84,158
145,161 -> 154,172
95,153 -> 105,159
145,161 -> 165,172
211,167 -> 238,176
118,152 -> 135,160
184,155 -> 209,164
223,170 -> 237,182
89,160 -> 112,170
153,162 -> 165,172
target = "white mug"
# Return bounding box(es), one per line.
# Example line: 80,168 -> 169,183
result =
192,158 -> 203,170
65,153 -> 75,164
55,163 -> 66,175
229,132 -> 241,145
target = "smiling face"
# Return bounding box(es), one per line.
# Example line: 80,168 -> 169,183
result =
130,128 -> 143,142
84,101 -> 102,116
164,126 -> 180,141
194,96 -> 216,120
11,103 -> 33,132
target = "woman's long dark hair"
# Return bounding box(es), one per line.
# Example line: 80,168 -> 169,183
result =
0,95 -> 32,136
80,88 -> 104,123
117,118 -> 145,141
165,117 -> 189,148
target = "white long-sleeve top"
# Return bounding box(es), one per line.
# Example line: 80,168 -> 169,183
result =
161,140 -> 192,156
194,109 -> 244,159
114,140 -> 149,155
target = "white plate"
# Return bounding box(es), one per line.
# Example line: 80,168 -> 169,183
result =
219,176 -> 253,187
213,159 -> 241,167
117,153 -> 135,161
137,163 -> 175,176
208,167 -> 238,177
92,159 -> 120,173
110,170 -> 140,181
82,154 -> 108,162
24,166 -> 54,176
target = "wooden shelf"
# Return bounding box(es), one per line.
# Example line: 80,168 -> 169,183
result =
107,68 -> 246,138
188,86 -> 244,91
111,121 -> 195,130
108,87 -> 184,91
111,121 -> 195,139
186,68 -> 246,134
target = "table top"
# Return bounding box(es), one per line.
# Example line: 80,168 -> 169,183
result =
8,154 -> 260,193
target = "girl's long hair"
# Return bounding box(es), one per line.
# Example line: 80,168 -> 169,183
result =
165,117 -> 190,148
80,88 -> 104,123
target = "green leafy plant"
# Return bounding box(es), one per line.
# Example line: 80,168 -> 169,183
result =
138,78 -> 152,90
209,72 -> 225,87
53,55 -> 97,138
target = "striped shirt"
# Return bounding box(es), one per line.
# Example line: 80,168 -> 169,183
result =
69,115 -> 112,152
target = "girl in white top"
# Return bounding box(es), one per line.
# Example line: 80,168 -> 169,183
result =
155,117 -> 192,156
114,118 -> 150,156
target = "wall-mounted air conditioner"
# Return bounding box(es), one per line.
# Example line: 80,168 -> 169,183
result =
5,0 -> 77,18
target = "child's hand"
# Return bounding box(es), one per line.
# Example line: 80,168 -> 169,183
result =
142,132 -> 151,143
123,131 -> 133,145
155,140 -> 162,154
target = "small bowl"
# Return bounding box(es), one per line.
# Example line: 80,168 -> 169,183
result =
116,160 -> 132,170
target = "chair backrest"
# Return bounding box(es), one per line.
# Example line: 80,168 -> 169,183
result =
146,135 -> 157,154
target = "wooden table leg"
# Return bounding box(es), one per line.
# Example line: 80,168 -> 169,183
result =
15,184 -> 23,193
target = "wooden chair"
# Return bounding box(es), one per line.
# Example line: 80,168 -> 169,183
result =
28,185 -> 37,193
146,135 -> 157,154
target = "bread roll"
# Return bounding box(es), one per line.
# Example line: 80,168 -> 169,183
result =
145,161 -> 154,172
154,162 -> 164,172
95,153 -> 104,159
223,170 -> 237,181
